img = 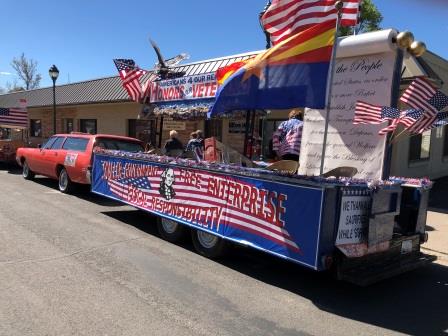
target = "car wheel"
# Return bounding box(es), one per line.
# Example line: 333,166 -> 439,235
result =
58,168 -> 73,194
22,160 -> 35,180
157,217 -> 187,243
191,229 -> 227,259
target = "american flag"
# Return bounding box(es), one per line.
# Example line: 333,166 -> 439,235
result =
107,168 -> 301,253
272,118 -> 303,157
107,176 -> 152,199
261,0 -> 360,45
407,110 -> 437,134
400,77 -> 448,113
141,72 -> 158,104
353,101 -> 399,124
114,59 -> 146,102
0,105 -> 28,128
378,109 -> 423,135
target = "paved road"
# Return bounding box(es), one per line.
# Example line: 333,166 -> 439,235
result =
0,164 -> 447,336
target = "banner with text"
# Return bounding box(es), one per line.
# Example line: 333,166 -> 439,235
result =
150,73 -> 218,103
92,154 -> 324,269
299,30 -> 399,180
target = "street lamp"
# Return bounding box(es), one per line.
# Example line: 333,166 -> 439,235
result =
48,65 -> 59,134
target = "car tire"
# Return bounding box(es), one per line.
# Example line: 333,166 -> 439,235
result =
58,168 -> 74,194
157,217 -> 187,243
22,160 -> 35,180
191,229 -> 227,259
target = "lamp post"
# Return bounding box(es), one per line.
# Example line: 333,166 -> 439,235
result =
48,65 -> 59,134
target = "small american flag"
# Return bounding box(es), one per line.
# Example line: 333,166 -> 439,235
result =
0,105 -> 28,128
378,109 -> 423,135
114,59 -> 146,102
353,101 -> 399,124
261,0 -> 360,45
400,77 -> 448,113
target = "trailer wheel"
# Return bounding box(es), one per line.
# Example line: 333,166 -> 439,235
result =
157,218 -> 187,243
191,229 -> 227,259
22,160 -> 35,180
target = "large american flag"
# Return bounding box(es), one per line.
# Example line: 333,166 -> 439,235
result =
0,104 -> 28,128
261,0 -> 360,45
400,77 -> 448,113
114,59 -> 146,102
272,118 -> 303,157
107,169 -> 301,253
353,101 -> 399,124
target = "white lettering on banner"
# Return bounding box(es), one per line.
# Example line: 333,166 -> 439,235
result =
150,73 -> 218,103
299,52 -> 397,179
336,196 -> 371,245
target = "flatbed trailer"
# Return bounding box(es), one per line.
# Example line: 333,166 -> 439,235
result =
91,151 -> 435,286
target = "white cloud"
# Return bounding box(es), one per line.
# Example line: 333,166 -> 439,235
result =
0,72 -> 12,76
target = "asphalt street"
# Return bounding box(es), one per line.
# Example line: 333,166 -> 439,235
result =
0,164 -> 447,336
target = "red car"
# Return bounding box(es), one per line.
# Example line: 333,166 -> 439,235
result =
16,133 -> 144,193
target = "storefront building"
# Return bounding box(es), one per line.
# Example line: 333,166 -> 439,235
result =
0,50 -> 446,179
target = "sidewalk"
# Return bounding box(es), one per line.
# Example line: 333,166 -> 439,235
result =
422,176 -> 448,265
423,211 -> 448,265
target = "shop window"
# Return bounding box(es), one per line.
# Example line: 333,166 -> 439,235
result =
30,119 -> 42,137
64,119 -> 74,133
80,119 -> 97,134
409,130 -> 431,162
128,119 -> 156,145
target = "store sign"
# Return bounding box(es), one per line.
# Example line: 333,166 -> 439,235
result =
162,119 -> 186,131
150,73 -> 218,103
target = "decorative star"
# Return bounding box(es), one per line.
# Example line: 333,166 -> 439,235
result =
242,53 -> 268,82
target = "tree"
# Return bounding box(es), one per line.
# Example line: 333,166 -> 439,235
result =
10,53 -> 42,90
339,0 -> 383,36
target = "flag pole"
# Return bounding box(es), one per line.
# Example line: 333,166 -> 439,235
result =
319,1 -> 343,175
259,0 -> 272,49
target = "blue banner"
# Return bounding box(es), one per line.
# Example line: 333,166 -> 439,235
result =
92,154 -> 324,269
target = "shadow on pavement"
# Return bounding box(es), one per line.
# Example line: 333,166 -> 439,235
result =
429,177 -> 448,214
102,208 -> 448,336
29,177 -> 124,207
0,162 -> 22,175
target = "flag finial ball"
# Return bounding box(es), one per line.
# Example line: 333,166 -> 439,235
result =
409,41 -> 426,57
396,31 -> 414,49
334,1 -> 344,10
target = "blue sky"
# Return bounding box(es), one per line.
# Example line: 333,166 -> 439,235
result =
1,0 -> 447,89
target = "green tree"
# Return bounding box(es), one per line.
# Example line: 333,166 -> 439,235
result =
10,53 -> 42,90
339,0 -> 383,36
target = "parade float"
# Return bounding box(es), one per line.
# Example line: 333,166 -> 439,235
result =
92,21 -> 441,285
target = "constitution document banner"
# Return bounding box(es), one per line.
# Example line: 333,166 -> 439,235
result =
299,29 -> 400,180
92,154 -> 324,269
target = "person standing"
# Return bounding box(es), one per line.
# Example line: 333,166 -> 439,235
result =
272,109 -> 303,161
164,130 -> 184,155
185,132 -> 199,152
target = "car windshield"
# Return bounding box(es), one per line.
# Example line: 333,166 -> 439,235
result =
95,138 -> 143,152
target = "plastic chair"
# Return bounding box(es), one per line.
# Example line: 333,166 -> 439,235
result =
266,160 -> 299,174
322,166 -> 358,178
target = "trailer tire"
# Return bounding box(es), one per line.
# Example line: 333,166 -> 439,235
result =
157,218 -> 187,243
22,160 -> 35,180
191,229 -> 227,259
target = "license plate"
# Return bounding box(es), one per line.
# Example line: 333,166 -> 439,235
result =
401,239 -> 413,254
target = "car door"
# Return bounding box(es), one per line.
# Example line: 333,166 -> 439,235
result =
41,136 -> 66,178
31,136 -> 57,174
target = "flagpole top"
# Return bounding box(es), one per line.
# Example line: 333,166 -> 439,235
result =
335,1 -> 344,11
